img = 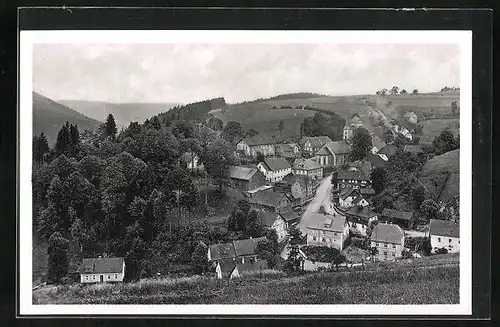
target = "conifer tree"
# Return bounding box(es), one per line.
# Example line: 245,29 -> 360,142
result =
104,114 -> 118,140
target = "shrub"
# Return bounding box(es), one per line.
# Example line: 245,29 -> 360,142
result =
435,247 -> 449,255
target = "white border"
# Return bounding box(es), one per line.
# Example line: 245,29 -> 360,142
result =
19,30 -> 472,316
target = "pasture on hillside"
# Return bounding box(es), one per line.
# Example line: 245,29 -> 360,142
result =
213,95 -> 371,139
421,119 -> 460,139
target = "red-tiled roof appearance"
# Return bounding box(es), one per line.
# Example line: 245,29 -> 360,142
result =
430,219 -> 459,238
261,157 -> 291,171
77,257 -> 125,274
370,223 -> 404,244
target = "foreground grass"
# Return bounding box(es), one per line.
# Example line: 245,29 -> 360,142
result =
34,256 -> 459,305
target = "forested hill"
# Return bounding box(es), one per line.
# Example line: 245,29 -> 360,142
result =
158,97 -> 226,122
33,92 -> 100,145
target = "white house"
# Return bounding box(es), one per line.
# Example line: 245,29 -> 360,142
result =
338,186 -> 369,209
77,257 -> 125,283
257,157 -> 292,183
429,219 -> 460,253
305,213 -> 350,250
403,111 -> 418,124
400,128 -> 413,140
345,206 -> 378,236
215,261 -> 268,279
236,135 -> 276,157
179,152 -> 204,170
370,223 -> 405,261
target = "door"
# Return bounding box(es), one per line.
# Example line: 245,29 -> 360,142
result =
100,275 -> 104,282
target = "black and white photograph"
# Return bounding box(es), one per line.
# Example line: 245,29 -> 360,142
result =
19,29 -> 473,316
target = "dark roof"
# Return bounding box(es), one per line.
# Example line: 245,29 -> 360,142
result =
365,154 -> 386,168
209,242 -> 237,261
239,135 -> 275,146
360,187 -> 376,196
299,136 -> 332,148
305,213 -> 346,232
340,186 -> 359,200
321,141 -> 351,155
261,157 -> 291,171
275,144 -> 296,158
429,219 -> 459,238
77,257 -> 124,274
382,208 -> 413,221
346,206 -> 378,219
292,158 -> 322,170
377,144 -> 398,157
259,211 -> 278,227
279,211 -> 301,223
229,166 -> 259,180
337,170 -> 370,181
281,174 -> 312,190
233,237 -> 267,257
370,223 -> 404,243
404,145 -> 424,153
248,188 -> 289,208
352,195 -> 368,205
348,160 -> 373,176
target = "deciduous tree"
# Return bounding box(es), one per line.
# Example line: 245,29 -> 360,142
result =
47,231 -> 69,284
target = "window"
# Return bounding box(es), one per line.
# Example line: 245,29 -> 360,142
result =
392,244 -> 396,248
115,274 -> 118,279
93,275 -> 96,280
384,244 -> 388,248
321,238 -> 326,242
313,236 -> 317,241
108,275 -> 110,279
449,239 -> 452,243
376,243 -> 380,247
438,237 -> 441,242
85,276 -> 89,280
392,253 -> 395,257
384,252 -> 387,256
334,232 -> 338,237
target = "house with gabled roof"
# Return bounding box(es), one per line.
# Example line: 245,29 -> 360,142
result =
77,257 -> 125,283
429,219 -> 460,253
229,165 -> 267,192
207,236 -> 267,265
257,157 -> 292,183
314,140 -> 351,168
403,111 -> 418,124
365,153 -> 386,169
381,208 -> 414,229
299,136 -> 332,157
236,135 -> 276,157
275,143 -> 300,161
370,223 -> 405,261
338,186 -> 369,209
377,144 -> 399,161
276,174 -> 315,203
337,169 -> 370,189
259,210 -> 301,242
345,206 -> 378,236
305,213 -> 349,250
215,260 -> 268,279
371,135 -> 387,154
292,158 -> 323,180
248,188 -> 293,213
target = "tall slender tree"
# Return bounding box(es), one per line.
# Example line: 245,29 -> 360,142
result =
47,231 -> 69,284
104,114 -> 118,140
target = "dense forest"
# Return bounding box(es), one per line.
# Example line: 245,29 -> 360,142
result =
32,109 -> 284,283
158,97 -> 226,122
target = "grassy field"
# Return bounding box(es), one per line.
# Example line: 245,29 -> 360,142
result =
419,149 -> 459,203
33,253 -> 459,305
421,119 -> 460,138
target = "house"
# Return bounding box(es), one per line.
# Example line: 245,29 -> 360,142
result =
381,208 -> 414,229
248,188 -> 293,213
260,210 -> 301,242
207,236 -> 267,265
77,257 -> 125,284
257,157 -> 292,183
275,143 -> 300,161
277,174 -> 315,203
345,206 -> 378,236
347,160 -> 373,177
229,165 -> 268,192
305,213 -> 349,250
377,144 -> 398,161
292,158 -> 323,180
403,111 -> 418,124
403,145 -> 424,154
215,260 -> 268,279
299,136 -> 332,157
314,141 -> 351,167
236,135 -> 276,157
179,152 -> 204,170
370,223 -> 405,261
359,187 -> 376,200
338,186 -> 369,209
371,135 -> 387,154
429,219 -> 460,253
337,169 -> 370,189
350,116 -> 363,129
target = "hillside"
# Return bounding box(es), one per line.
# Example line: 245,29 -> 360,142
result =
158,97 -> 226,123
33,92 -> 100,145
419,149 -> 460,204
33,254 -> 459,305
213,94 -> 369,139
59,100 -> 180,128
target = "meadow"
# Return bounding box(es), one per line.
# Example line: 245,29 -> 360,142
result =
33,253 -> 459,305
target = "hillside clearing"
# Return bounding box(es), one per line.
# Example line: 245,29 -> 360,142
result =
34,254 -> 459,305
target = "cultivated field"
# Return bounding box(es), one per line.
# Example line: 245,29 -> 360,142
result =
421,119 -> 460,138
33,253 -> 459,305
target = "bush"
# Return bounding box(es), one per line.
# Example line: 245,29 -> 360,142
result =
434,247 -> 449,255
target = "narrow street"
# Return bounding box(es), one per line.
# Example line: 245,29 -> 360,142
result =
297,174 -> 336,235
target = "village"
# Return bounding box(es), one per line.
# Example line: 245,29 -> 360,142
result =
73,108 -> 460,284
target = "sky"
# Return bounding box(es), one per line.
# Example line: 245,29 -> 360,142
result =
33,43 -> 460,104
